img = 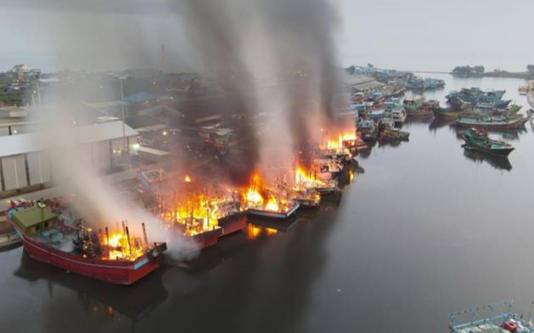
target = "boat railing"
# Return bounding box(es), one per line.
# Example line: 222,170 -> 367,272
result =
449,300 -> 513,332
449,300 -> 534,332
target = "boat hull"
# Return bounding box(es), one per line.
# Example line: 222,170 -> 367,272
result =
462,144 -> 514,157
455,118 -> 528,130
18,231 -> 163,285
218,213 -> 247,236
432,109 -> 459,119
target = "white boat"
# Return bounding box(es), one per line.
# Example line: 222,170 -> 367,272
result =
390,107 -> 407,125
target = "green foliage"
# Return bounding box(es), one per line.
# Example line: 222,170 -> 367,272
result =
452,65 -> 485,77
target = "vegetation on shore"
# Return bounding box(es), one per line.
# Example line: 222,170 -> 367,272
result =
452,65 -> 534,79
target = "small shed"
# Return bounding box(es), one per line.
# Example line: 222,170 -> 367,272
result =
11,206 -> 57,235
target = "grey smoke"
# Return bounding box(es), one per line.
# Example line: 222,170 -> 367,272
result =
181,0 -> 340,171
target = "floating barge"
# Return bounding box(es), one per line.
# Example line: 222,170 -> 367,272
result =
6,201 -> 167,285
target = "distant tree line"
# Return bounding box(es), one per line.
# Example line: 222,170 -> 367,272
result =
451,65 -> 485,77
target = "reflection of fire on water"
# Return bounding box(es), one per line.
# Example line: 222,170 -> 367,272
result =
247,224 -> 278,240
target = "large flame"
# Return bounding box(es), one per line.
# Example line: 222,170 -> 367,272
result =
241,172 -> 293,213
101,228 -> 145,261
160,188 -> 241,237
322,131 -> 357,150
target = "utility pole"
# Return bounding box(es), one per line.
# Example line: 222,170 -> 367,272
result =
119,77 -> 127,152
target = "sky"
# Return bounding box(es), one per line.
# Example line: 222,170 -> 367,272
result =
0,0 -> 532,72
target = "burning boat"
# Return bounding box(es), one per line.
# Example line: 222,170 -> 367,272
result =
6,200 -> 167,285
140,168 -> 247,249
243,173 -> 300,220
160,190 -> 246,249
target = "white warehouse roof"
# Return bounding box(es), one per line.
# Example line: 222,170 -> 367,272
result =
0,121 -> 138,158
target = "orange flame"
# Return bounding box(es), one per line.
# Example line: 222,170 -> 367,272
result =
322,131 -> 357,150
265,196 -> 279,212
184,175 -> 192,183
101,229 -> 144,261
241,172 -> 292,213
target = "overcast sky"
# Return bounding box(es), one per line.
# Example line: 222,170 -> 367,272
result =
0,0 -> 532,72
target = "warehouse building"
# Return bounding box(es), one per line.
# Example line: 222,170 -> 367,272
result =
0,121 -> 138,196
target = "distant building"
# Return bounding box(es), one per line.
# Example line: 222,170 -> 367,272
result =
348,75 -> 385,94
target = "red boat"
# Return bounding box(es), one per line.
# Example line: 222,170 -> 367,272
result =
6,201 -> 167,285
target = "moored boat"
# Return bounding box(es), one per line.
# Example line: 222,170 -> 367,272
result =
433,107 -> 460,119
456,114 -> 529,130
6,201 -> 167,285
391,107 -> 407,125
461,128 -> 514,157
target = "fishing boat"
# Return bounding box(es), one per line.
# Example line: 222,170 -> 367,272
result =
390,107 -> 407,125
357,119 -> 378,142
368,108 -> 388,120
6,200 -> 167,285
433,107 -> 460,119
378,127 -> 410,144
404,96 -> 438,117
447,88 -> 507,110
456,114 -> 529,130
461,128 -> 514,157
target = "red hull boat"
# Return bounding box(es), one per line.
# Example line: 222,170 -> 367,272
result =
6,202 -> 167,285
17,232 -> 164,285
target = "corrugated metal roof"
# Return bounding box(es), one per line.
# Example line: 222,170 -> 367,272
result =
0,121 -> 138,157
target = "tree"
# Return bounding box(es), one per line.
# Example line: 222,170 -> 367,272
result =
474,66 -> 485,74
345,65 -> 355,75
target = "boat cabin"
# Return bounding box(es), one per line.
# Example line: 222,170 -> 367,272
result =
11,206 -> 58,235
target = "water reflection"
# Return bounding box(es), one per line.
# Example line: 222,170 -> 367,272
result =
429,118 -> 455,131
15,252 -> 169,330
462,148 -> 512,171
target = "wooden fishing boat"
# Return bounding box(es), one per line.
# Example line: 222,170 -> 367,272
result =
461,128 -> 514,157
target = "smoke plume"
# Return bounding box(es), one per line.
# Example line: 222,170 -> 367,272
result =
181,0 -> 340,174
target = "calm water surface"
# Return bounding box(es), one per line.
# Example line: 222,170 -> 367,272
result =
1,75 -> 534,332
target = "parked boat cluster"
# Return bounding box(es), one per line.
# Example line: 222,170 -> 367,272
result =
349,83 -> 531,161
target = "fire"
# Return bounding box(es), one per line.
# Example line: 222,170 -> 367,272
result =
245,187 -> 264,206
184,175 -> 192,183
101,229 -> 144,261
294,166 -> 326,190
162,193 -> 222,236
322,131 -> 358,150
349,170 -> 354,182
241,172 -> 293,213
265,196 -> 279,212
159,187 -> 243,238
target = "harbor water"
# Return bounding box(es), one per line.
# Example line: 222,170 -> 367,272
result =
1,75 -> 534,332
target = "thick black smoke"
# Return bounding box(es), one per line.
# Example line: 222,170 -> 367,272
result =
181,0 -> 340,170
182,0 -> 260,183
